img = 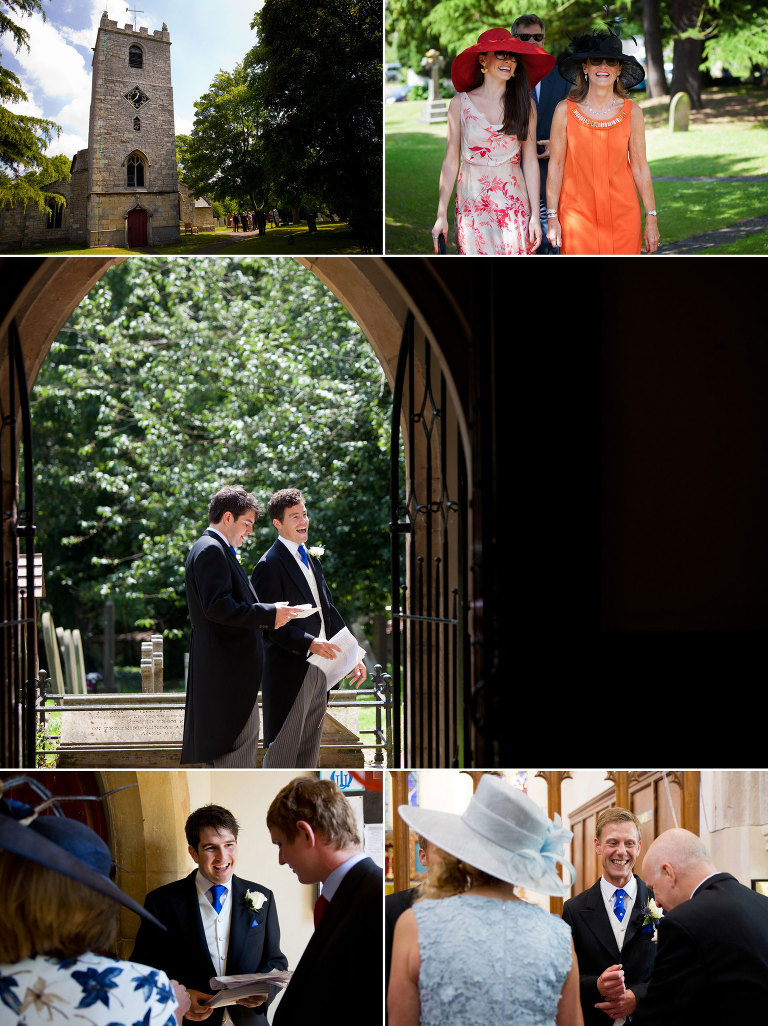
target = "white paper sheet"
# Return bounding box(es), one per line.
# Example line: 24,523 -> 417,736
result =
306,625 -> 365,690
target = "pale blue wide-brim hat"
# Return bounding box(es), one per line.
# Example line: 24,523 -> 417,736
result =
398,774 -> 575,897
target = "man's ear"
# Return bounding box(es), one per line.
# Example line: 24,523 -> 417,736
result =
188,844 -> 199,864
295,820 -> 317,847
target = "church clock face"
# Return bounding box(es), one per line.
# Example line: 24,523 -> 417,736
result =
125,86 -> 149,110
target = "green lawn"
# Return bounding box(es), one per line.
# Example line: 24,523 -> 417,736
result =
18,221 -> 363,256
386,86 -> 768,254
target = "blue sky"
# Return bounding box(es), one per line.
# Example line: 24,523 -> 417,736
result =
4,0 -> 263,156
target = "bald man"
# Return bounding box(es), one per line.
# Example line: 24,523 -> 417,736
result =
633,828 -> 768,1026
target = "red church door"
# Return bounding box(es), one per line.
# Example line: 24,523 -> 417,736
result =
127,209 -> 148,247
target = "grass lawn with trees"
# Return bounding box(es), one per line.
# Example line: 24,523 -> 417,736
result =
385,86 -> 768,254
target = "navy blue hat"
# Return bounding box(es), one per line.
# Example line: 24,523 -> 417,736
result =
0,796 -> 165,929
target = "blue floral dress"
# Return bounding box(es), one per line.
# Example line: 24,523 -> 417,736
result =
0,952 -> 178,1026
414,895 -> 573,1026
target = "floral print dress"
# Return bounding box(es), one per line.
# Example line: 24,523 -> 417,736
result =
455,93 -> 533,255
0,952 -> 178,1026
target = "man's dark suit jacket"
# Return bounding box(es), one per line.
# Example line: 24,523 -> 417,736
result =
181,530 -> 276,763
562,875 -> 656,1026
534,67 -> 571,205
632,872 -> 768,1026
273,856 -> 383,1026
251,539 -> 345,746
385,887 -> 417,1002
130,871 -> 287,1026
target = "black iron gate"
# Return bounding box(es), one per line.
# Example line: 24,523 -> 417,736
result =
389,313 -> 471,767
1,320 -> 37,767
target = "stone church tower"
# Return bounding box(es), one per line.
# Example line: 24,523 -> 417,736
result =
87,13 -> 180,247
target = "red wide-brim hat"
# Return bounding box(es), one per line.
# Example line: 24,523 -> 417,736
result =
450,28 -> 556,93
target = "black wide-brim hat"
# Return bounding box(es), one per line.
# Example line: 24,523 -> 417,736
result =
451,28 -> 556,93
558,31 -> 645,89
0,797 -> 166,930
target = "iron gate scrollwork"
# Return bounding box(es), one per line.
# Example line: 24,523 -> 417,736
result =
1,320 -> 37,767
390,312 -> 470,768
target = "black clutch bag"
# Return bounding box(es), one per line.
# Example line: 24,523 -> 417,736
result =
436,232 -> 446,254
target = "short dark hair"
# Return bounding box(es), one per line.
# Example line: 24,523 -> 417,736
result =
266,777 -> 360,849
185,804 -> 240,849
208,486 -> 260,525
267,487 -> 304,523
511,14 -> 545,34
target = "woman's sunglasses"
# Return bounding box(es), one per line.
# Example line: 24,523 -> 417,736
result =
516,32 -> 544,42
492,51 -> 519,60
587,57 -> 620,67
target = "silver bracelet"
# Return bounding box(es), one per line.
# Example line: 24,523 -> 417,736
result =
646,209 -> 658,216
546,208 -> 558,217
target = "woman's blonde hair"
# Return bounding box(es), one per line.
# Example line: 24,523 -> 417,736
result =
569,66 -> 629,102
416,844 -> 504,900
0,850 -> 119,962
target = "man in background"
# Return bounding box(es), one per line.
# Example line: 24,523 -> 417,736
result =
266,776 -> 382,1024
511,13 -> 570,253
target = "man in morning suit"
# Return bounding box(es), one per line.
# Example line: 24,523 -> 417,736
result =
562,807 -> 656,1025
131,804 -> 288,1026
251,488 -> 367,768
181,485 -> 303,767
511,14 -> 570,253
632,828 -> 768,1026
266,776 -> 383,1026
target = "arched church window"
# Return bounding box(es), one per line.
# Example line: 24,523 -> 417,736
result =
127,152 -> 146,188
133,117 -> 141,131
129,45 -> 143,69
45,199 -> 63,229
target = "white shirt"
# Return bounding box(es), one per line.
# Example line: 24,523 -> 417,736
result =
195,871 -> 233,1021
277,534 -> 326,639
599,875 -> 638,1026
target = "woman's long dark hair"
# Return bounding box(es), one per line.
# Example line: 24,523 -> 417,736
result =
473,54 -> 532,138
502,56 -> 531,139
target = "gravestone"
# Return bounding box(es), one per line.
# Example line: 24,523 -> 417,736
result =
72,629 -> 88,694
670,91 -> 691,132
421,49 -> 449,124
41,612 -> 64,692
57,692 -> 186,767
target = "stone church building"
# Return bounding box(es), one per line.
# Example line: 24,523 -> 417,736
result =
0,13 -> 212,250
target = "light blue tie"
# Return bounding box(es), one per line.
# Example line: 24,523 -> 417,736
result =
298,544 -> 310,568
613,888 -> 627,922
209,884 -> 226,914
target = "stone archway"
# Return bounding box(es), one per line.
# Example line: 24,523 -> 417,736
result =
1,256 -> 478,767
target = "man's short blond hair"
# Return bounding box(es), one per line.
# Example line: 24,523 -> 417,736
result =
266,777 -> 360,849
596,807 -> 642,840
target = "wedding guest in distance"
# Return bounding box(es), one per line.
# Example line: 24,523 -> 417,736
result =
131,803 -> 288,1026
562,808 -> 656,1026
632,828 -> 768,1026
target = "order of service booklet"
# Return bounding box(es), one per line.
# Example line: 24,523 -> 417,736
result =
206,969 -> 293,1008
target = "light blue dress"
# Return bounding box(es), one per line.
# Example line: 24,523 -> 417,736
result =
413,894 -> 572,1026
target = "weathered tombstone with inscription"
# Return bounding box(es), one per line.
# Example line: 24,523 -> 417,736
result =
670,91 -> 691,132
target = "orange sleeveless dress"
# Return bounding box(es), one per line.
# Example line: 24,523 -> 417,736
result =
559,99 -> 641,255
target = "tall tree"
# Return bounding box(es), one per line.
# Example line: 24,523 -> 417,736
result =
248,0 -> 383,250
31,258 -> 392,675
641,0 -> 669,97
670,0 -> 707,106
0,0 -> 70,211
180,64 -> 266,209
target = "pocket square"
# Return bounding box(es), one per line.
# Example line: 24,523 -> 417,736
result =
250,919 -> 259,928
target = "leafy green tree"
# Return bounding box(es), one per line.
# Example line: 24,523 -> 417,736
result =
31,259 -> 392,677
248,0 -> 383,250
180,64 -> 266,209
1,0 -> 70,212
